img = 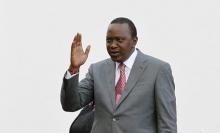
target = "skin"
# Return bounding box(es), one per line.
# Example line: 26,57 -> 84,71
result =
68,33 -> 90,74
69,23 -> 138,74
106,23 -> 138,62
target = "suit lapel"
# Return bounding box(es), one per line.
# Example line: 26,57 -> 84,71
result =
105,59 -> 116,110
116,51 -> 148,109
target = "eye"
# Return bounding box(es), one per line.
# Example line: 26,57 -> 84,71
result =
116,38 -> 124,43
106,38 -> 112,43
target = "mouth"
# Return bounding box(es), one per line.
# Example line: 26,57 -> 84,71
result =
109,51 -> 120,57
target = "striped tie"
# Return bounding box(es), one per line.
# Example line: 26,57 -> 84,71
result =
115,63 -> 126,104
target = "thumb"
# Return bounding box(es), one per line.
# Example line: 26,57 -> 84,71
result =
85,45 -> 91,56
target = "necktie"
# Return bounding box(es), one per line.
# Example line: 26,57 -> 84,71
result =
115,63 -> 126,104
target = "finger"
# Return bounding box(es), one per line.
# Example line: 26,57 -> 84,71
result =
73,33 -> 77,42
71,34 -> 77,48
77,33 -> 82,46
85,45 -> 91,56
76,32 -> 79,42
78,33 -> 81,42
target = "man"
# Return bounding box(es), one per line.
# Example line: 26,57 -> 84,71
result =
61,17 -> 177,133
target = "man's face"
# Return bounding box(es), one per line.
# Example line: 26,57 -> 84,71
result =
106,23 -> 137,62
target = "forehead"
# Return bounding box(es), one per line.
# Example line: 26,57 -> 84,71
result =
107,23 -> 131,37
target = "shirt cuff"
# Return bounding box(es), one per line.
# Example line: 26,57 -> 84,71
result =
65,70 -> 79,79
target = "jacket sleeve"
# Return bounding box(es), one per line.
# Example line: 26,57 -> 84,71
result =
155,63 -> 177,133
60,64 -> 94,112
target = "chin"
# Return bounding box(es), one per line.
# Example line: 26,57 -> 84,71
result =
110,56 -> 123,62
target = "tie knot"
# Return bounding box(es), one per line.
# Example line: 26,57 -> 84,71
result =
119,63 -> 125,70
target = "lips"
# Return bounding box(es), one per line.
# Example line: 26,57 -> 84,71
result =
109,51 -> 120,56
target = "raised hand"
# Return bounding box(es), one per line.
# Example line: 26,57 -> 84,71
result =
69,33 -> 91,74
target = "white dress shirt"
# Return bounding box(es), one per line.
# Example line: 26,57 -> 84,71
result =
114,49 -> 137,85
65,49 -> 138,85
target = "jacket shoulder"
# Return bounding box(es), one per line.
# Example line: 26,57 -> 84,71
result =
139,50 -> 169,67
92,58 -> 111,66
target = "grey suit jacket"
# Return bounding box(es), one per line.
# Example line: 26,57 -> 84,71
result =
61,50 -> 177,133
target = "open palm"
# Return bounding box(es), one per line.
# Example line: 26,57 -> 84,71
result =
69,33 -> 90,72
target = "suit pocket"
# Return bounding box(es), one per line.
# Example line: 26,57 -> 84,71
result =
134,82 -> 154,93
135,83 -> 145,88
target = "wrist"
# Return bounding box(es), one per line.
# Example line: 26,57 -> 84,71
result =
68,65 -> 79,75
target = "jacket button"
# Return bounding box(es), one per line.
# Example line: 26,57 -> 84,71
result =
113,117 -> 119,121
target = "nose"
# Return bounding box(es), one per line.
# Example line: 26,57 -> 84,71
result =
109,40 -> 118,49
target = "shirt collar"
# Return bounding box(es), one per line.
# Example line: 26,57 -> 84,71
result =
116,48 -> 137,69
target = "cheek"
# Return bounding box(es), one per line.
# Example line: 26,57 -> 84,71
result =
120,46 -> 130,53
106,45 -> 110,51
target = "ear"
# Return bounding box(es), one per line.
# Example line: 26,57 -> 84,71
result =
132,36 -> 138,47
